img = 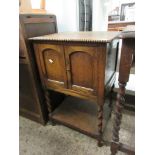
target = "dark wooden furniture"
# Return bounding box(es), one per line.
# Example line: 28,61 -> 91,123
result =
111,26 -> 135,154
19,13 -> 57,124
108,21 -> 135,31
29,31 -> 119,146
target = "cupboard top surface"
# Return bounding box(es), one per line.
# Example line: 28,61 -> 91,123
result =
29,31 -> 120,43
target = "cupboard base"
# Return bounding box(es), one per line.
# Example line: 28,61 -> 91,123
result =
49,96 -> 112,142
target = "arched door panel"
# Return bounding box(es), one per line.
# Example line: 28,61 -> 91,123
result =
64,45 -> 98,95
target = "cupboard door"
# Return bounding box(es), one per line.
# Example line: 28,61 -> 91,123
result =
35,44 -> 67,89
64,45 -> 98,95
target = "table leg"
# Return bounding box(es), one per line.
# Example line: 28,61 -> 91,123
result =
97,104 -> 104,147
45,90 -> 58,126
111,82 -> 126,154
45,90 -> 53,114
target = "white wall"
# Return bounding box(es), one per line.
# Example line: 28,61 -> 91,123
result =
46,0 -> 79,32
46,0 -> 110,32
92,0 -> 109,31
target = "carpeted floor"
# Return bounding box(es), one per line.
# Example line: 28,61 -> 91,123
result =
19,109 -> 134,155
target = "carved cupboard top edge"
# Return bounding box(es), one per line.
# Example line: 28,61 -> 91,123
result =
29,31 -> 120,43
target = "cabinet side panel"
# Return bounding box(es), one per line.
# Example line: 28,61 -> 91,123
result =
19,64 -> 40,114
105,40 -> 119,86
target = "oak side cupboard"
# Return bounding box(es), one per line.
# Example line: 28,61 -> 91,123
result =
29,31 -> 119,146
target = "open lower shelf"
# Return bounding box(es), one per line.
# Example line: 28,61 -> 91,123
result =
49,96 -> 112,139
